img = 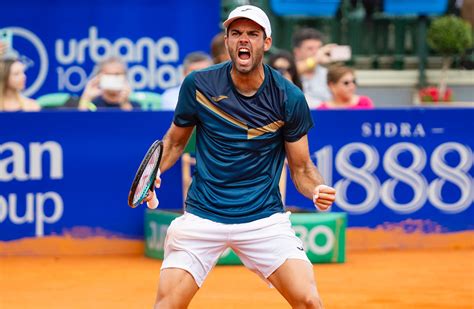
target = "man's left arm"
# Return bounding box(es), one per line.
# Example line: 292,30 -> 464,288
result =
285,135 -> 336,211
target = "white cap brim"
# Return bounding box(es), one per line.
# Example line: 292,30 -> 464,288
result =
223,5 -> 272,38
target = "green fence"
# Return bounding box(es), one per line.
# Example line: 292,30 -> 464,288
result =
221,0 -> 472,80
144,209 -> 346,264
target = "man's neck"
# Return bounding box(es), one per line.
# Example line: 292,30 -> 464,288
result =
230,65 -> 265,97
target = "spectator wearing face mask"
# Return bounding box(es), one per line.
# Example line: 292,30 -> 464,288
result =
79,57 -> 140,111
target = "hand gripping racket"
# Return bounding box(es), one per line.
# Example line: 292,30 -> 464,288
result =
128,140 -> 163,208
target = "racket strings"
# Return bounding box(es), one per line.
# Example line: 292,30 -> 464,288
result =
128,140 -> 163,208
133,149 -> 160,205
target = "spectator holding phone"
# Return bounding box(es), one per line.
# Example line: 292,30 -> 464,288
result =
0,57 -> 40,112
292,28 -> 337,108
79,56 -> 140,111
318,65 -> 374,110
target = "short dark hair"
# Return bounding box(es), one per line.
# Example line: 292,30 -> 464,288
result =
210,32 -> 227,63
292,27 -> 325,48
183,51 -> 212,71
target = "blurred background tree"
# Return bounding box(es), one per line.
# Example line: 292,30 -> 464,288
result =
427,15 -> 473,100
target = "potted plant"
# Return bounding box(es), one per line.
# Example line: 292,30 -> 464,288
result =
422,15 -> 473,103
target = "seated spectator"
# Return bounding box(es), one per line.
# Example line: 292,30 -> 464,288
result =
161,51 -> 213,110
79,57 -> 140,111
292,27 -> 337,108
0,57 -> 40,112
267,50 -> 303,89
319,65 -> 374,109
210,32 -> 230,64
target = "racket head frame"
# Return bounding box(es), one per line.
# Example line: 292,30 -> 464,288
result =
128,140 -> 163,208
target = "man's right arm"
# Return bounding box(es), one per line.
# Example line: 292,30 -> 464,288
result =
143,123 -> 194,206
159,123 -> 195,173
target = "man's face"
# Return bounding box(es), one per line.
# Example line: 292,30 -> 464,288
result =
225,18 -> 272,74
293,39 -> 322,61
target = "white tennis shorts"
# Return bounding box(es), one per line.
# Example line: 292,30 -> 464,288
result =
161,211 -> 310,287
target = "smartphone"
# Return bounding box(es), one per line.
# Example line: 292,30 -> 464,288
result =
330,45 -> 351,62
100,74 -> 125,91
0,28 -> 13,50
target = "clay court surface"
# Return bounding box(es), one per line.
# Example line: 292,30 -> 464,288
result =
1,249 -> 473,309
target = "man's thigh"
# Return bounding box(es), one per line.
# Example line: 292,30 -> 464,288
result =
267,259 -> 320,305
231,212 -> 310,281
161,213 -> 229,287
155,268 -> 199,308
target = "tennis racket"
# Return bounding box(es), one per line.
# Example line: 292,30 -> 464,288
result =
128,140 -> 163,208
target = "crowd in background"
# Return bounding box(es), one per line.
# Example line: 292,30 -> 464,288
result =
3,0 -> 474,112
4,4 -> 473,113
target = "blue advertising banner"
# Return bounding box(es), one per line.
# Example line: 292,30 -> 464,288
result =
287,109 -> 474,233
0,0 -> 220,98
0,109 -> 473,246
0,111 -> 178,241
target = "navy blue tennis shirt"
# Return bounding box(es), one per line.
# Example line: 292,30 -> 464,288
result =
174,61 -> 313,223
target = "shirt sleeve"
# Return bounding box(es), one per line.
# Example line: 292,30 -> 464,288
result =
283,87 -> 314,142
173,73 -> 198,127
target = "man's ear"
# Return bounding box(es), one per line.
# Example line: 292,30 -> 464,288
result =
264,36 -> 272,52
224,34 -> 229,51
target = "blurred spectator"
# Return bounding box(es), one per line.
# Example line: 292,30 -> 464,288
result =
161,51 -> 213,111
79,57 -> 140,111
210,31 -> 230,64
0,57 -> 40,112
292,27 -> 336,108
318,65 -> 374,109
267,50 -> 303,89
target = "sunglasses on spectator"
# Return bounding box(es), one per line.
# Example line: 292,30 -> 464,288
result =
341,79 -> 357,86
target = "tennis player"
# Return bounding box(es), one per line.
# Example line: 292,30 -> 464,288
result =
145,5 -> 336,308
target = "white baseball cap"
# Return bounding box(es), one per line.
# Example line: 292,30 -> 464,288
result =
223,5 -> 272,38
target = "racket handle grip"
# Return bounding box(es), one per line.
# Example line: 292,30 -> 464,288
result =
147,194 -> 159,209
